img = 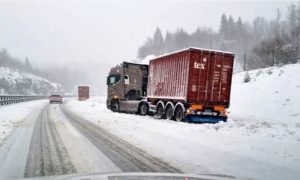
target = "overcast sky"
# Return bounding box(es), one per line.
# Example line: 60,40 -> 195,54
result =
0,1 -> 291,66
0,0 -> 292,91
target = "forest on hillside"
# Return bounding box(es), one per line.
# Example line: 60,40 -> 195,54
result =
137,3 -> 300,71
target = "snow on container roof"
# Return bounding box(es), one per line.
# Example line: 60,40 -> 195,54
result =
123,61 -> 149,66
148,47 -> 235,62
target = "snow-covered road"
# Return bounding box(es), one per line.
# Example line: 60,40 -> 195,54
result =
0,100 -> 179,179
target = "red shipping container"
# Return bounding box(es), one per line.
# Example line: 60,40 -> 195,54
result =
147,48 -> 234,107
78,86 -> 89,101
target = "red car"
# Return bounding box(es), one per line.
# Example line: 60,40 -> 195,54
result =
49,94 -> 63,104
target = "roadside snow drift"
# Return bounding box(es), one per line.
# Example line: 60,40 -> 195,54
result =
0,100 -> 48,142
230,64 -> 300,124
64,64 -> 299,180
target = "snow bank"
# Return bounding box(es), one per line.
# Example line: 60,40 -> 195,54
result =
0,100 -> 48,143
230,64 -> 300,138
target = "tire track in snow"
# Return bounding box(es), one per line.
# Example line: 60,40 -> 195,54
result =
24,104 -> 76,177
60,105 -> 180,173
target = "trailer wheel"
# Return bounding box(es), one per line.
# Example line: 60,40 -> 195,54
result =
156,104 -> 165,119
165,105 -> 174,120
138,103 -> 148,116
110,102 -> 119,112
175,106 -> 185,122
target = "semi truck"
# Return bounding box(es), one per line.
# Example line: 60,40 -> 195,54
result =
106,47 -> 234,123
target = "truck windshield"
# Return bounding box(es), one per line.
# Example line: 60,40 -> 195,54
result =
107,74 -> 120,86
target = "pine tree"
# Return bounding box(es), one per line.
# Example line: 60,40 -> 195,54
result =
24,57 -> 33,72
228,15 -> 236,39
288,3 -> 297,42
275,8 -> 281,37
173,28 -> 190,50
153,27 -> 164,55
164,31 -> 173,52
219,14 -> 228,39
253,17 -> 267,41
236,17 -> 247,51
137,38 -> 153,58
236,17 -> 244,37
295,2 -> 300,57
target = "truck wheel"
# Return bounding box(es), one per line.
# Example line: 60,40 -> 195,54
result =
175,106 -> 185,122
138,103 -> 148,115
165,105 -> 174,120
110,102 -> 119,112
156,104 -> 165,119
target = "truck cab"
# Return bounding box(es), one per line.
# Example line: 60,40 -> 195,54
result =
106,62 -> 149,114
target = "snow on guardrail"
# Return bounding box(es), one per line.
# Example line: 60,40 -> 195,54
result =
0,95 -> 48,106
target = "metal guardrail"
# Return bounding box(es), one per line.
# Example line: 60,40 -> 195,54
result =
0,95 -> 48,106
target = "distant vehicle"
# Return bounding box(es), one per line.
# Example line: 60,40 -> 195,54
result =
49,94 -> 63,104
106,47 -> 234,123
78,86 -> 89,101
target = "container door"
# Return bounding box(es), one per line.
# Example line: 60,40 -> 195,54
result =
218,54 -> 234,104
209,53 -> 222,103
188,50 -> 211,103
188,51 -> 233,105
209,53 -> 233,104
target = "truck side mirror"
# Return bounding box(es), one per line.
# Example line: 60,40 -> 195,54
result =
106,76 -> 111,85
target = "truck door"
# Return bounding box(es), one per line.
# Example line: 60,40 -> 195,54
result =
123,62 -> 148,100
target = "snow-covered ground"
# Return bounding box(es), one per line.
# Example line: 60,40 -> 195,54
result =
230,64 -> 300,125
0,100 -> 48,142
65,64 -> 300,180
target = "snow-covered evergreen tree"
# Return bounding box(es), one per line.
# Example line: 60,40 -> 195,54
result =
220,14 -> 228,40
153,27 -> 164,55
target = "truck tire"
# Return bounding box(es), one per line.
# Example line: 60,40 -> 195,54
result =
138,103 -> 148,116
175,106 -> 185,122
156,104 -> 165,119
165,105 -> 174,120
110,102 -> 119,112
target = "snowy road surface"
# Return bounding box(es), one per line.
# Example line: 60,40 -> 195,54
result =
24,105 -> 76,177
0,101 -> 179,179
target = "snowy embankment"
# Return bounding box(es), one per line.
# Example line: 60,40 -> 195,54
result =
0,100 -> 48,143
230,64 -> 300,126
65,64 -> 300,180
0,67 -> 64,95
